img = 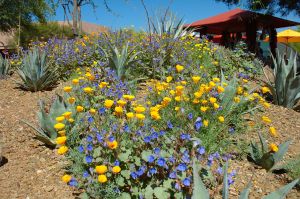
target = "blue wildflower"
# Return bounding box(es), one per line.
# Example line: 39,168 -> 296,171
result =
87,144 -> 93,151
194,117 -> 203,131
83,171 -> 89,178
229,127 -> 235,134
114,160 -> 120,166
108,136 -> 115,142
148,155 -> 155,163
96,133 -> 103,142
69,178 -> 78,187
154,148 -> 160,154
188,113 -> 193,120
216,167 -> 223,174
169,171 -> 177,179
197,146 -> 205,155
180,133 -> 191,140
182,178 -> 191,186
124,125 -> 130,133
159,130 -> 166,136
86,135 -> 93,142
136,166 -> 146,176
167,121 -> 173,129
168,156 -> 176,164
78,145 -> 84,153
85,155 -> 93,163
151,132 -> 159,139
175,182 -> 181,190
144,136 -> 151,143
149,168 -> 157,175
177,163 -> 187,172
157,157 -> 166,167
130,172 -> 138,179
87,117 -> 94,123
98,107 -> 106,114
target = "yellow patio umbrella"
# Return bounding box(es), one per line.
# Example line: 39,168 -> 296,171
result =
264,29 -> 300,43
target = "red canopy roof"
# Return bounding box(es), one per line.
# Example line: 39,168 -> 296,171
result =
185,8 -> 300,34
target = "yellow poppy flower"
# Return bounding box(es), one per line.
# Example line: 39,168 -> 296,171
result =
166,76 -> 173,83
62,111 -> 72,119
76,105 -> 84,112
68,97 -> 75,104
72,79 -> 79,84
107,140 -> 118,149
134,106 -> 146,113
89,108 -> 96,114
62,175 -> 72,183
112,166 -> 121,174
95,165 -> 108,174
269,143 -> 278,152
56,116 -> 65,123
56,136 -> 67,145
57,146 -> 68,155
262,116 -> 271,123
104,100 -> 114,108
83,87 -> 93,94
63,86 -> 72,92
176,64 -> 184,72
54,123 -> 65,130
98,175 -> 107,183
269,127 -> 278,137
192,76 -> 201,83
218,116 -> 225,123
203,120 -> 209,127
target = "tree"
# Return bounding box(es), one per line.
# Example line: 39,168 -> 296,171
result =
216,0 -> 300,16
0,0 -> 54,32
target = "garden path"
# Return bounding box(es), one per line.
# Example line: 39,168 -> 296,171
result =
0,75 -> 74,199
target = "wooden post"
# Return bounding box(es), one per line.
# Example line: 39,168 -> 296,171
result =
269,27 -> 277,59
245,20 -> 257,53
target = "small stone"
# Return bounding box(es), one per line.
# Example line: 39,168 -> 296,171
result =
45,186 -> 54,192
36,169 -> 43,174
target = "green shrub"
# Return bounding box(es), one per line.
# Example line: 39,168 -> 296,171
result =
0,55 -> 10,78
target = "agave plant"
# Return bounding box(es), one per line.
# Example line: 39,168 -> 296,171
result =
0,55 -> 10,78
192,159 -> 299,199
17,47 -> 58,91
249,132 -> 291,171
102,41 -> 141,81
262,51 -> 300,109
23,95 -> 71,147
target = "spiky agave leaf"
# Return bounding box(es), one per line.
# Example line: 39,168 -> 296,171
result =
192,158 -> 210,199
0,55 -> 10,77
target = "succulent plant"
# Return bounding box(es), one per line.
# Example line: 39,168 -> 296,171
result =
17,47 -> 58,91
0,55 -> 10,77
101,41 -> 141,81
262,51 -> 300,109
23,95 -> 71,147
192,159 -> 299,199
249,132 -> 291,171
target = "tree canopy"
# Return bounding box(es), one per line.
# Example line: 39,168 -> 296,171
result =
0,0 -> 54,32
216,0 -> 300,16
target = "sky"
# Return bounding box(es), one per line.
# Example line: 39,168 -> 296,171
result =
52,0 -> 300,31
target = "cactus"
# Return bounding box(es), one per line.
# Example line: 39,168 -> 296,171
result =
23,95 -> 71,147
249,133 -> 291,171
263,51 -> 300,109
17,47 -> 58,91
0,55 -> 10,77
192,159 -> 299,199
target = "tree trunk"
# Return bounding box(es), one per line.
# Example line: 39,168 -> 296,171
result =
72,0 -> 78,37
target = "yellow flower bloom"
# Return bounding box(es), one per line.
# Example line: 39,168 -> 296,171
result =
54,123 -> 65,130
217,86 -> 225,93
117,100 -> 127,107
175,107 -> 180,111
218,116 -> 225,123
175,86 -> 184,96
76,105 -> 84,112
134,106 -> 146,113
234,97 -> 240,103
89,108 -> 96,114
242,79 -> 248,83
72,79 -> 79,85
95,165 -> 108,174
222,82 -> 228,87
114,106 -> 123,116
175,96 -> 181,102
56,116 -> 65,123
194,91 -> 203,99
150,111 -> 161,120
261,86 -> 271,94
269,143 -> 278,152
209,81 -> 216,87
213,103 -> 220,109
68,118 -> 74,123
176,64 -> 184,72
213,61 -> 219,66
62,111 -> 72,119
62,175 -> 72,183
58,130 -> 66,136
169,90 -> 175,95
192,76 -> 201,83
126,112 -> 134,119
203,120 -> 209,127
104,100 -> 114,108
56,136 -> 67,145
236,87 -> 243,95
213,77 -> 220,83
200,106 -> 209,112
269,127 -> 278,137
263,102 -> 271,108
201,99 -> 208,105
98,175 -> 107,183
99,82 -> 108,88
64,86 -> 72,92
123,95 -> 135,101
193,99 -> 200,104
166,76 -> 173,83
112,166 -> 121,174
57,146 -> 68,155
181,81 -> 187,85
209,97 -> 217,104
83,87 -> 93,94
68,97 -> 75,104
136,113 -> 145,120
107,140 -> 118,149
262,116 -> 271,123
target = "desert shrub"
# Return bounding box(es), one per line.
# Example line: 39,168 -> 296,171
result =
0,55 -> 10,78
10,22 -> 74,48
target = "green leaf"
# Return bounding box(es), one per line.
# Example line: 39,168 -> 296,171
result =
222,162 -> 229,199
153,187 -> 169,199
93,147 -> 101,158
260,152 -> 275,171
116,176 -> 125,186
80,192 -> 89,199
121,170 -> 130,180
118,192 -> 131,199
272,140 -> 291,165
239,182 -> 252,199
263,179 -> 299,199
192,158 -> 209,199
163,179 -> 173,189
118,151 -> 131,162
144,185 -> 154,199
141,150 -> 152,162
